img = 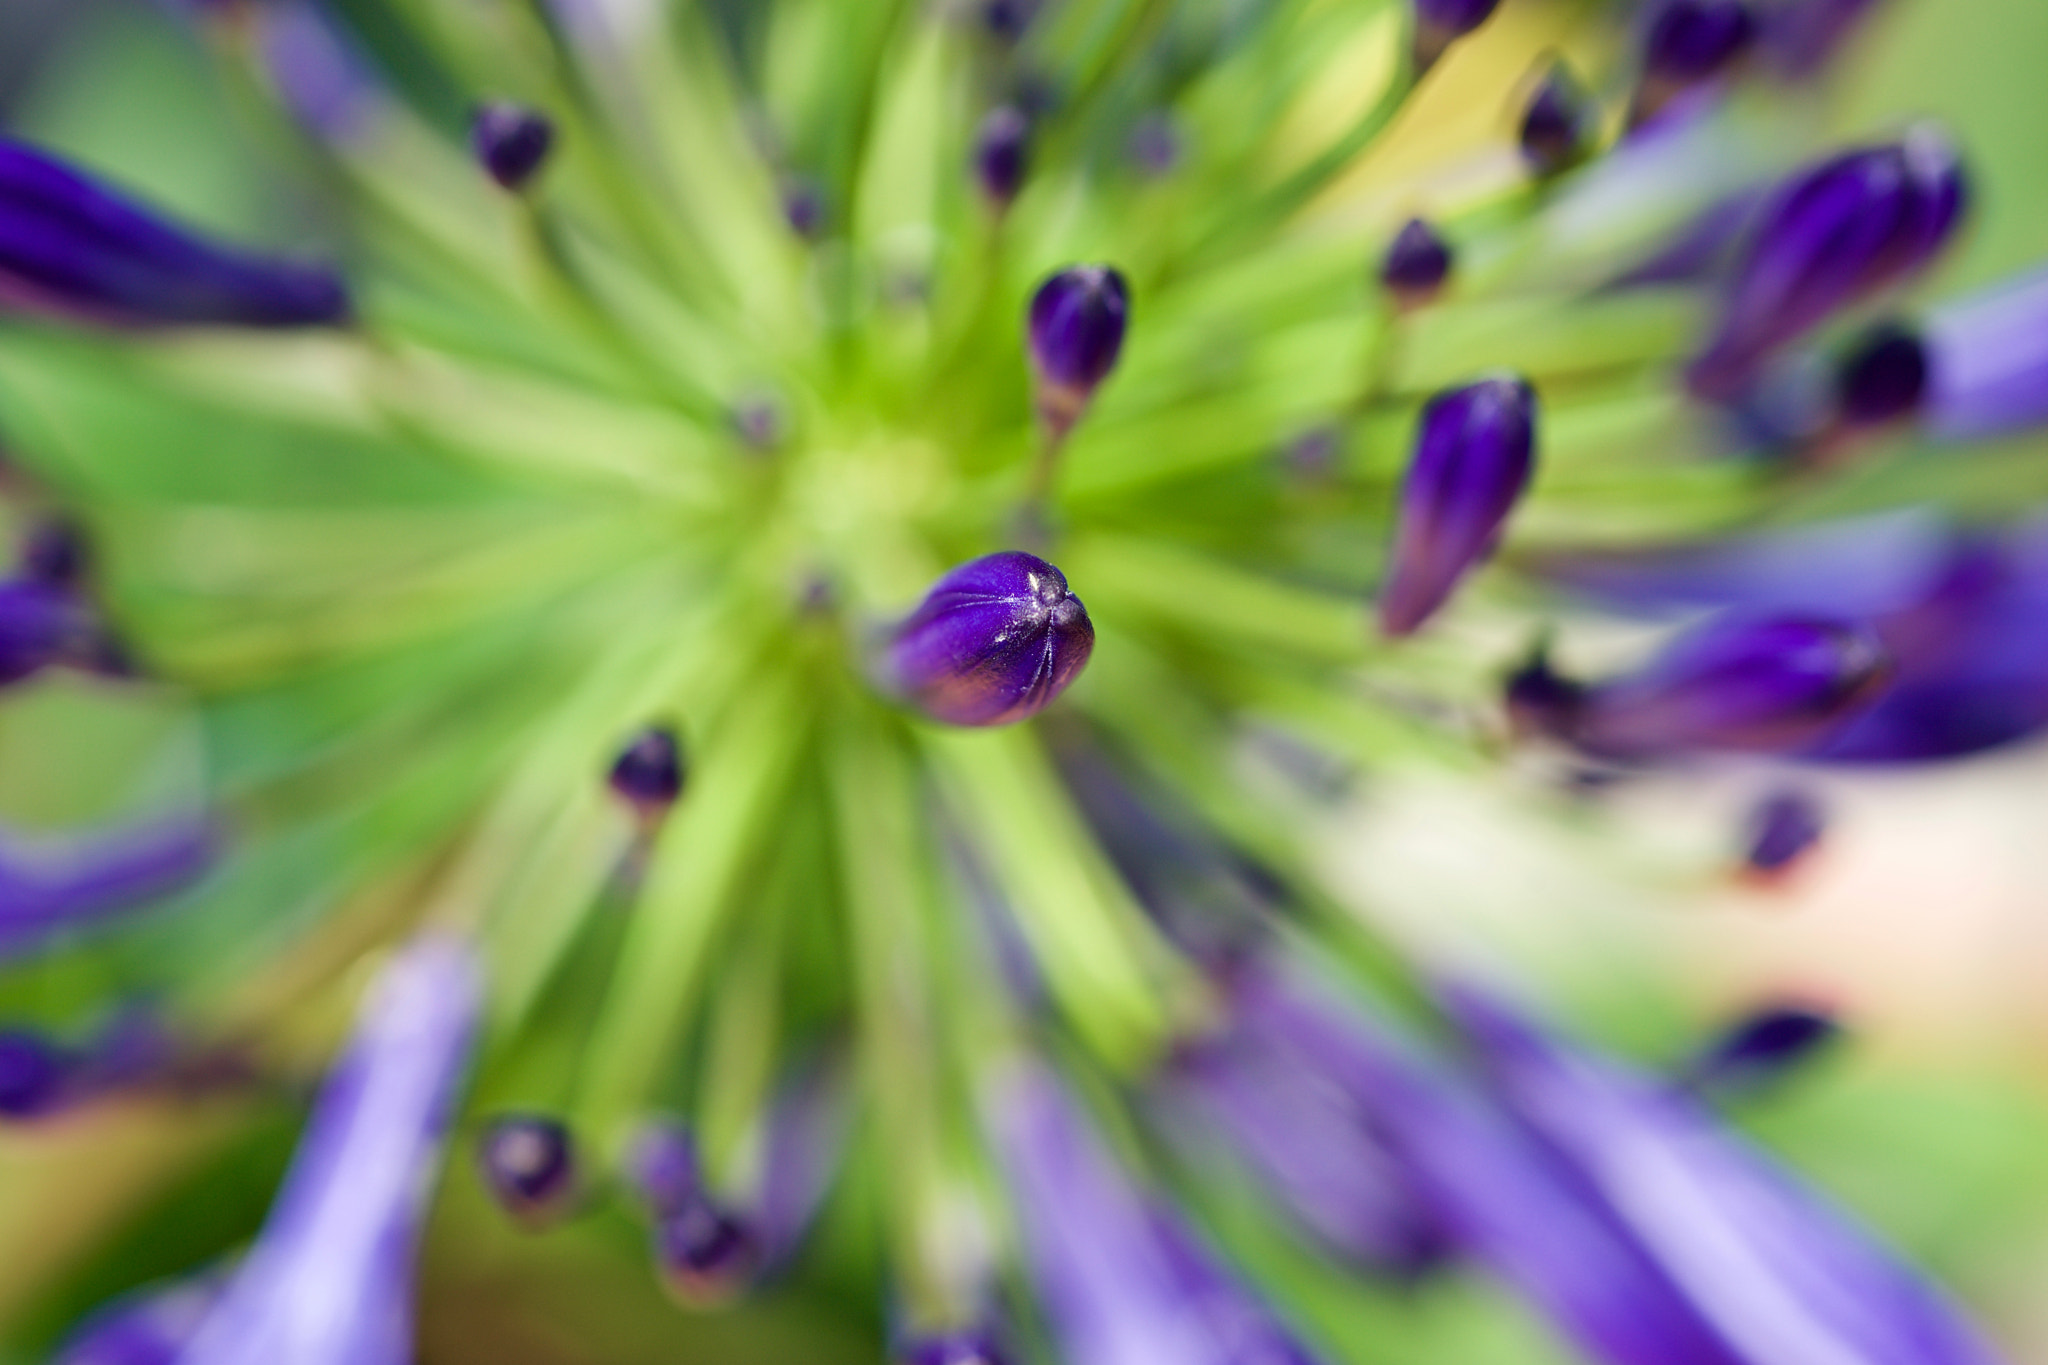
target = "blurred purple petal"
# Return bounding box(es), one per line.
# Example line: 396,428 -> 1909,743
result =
59,1278 -> 222,1365
177,934 -> 482,1365
1925,266 -> 2048,439
0,818 -> 215,956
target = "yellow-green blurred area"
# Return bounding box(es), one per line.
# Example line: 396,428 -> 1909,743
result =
2,0 -> 2048,1362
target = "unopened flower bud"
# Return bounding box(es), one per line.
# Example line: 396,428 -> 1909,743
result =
974,106 -> 1031,208
981,0 -> 1039,42
1688,126 -> 1967,402
1379,376 -> 1538,637
1742,787 -> 1826,875
0,580 -> 93,686
1571,615 -> 1889,758
783,176 -> 827,239
1685,1002 -> 1840,1097
471,103 -> 554,191
1519,62 -> 1595,179
1635,0 -> 1757,124
1379,217 -> 1453,308
0,1029 -> 70,1119
1027,265 -> 1129,435
476,1114 -> 578,1227
628,1123 -> 759,1305
1834,322 -> 1928,426
883,552 -> 1095,726
608,726 -> 685,814
1412,0 -> 1502,71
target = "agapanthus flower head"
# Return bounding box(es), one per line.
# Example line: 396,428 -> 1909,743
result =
1379,375 -> 1538,637
883,552 -> 1094,726
1379,217 -> 1454,308
476,1114 -> 579,1228
1688,126 -> 1968,401
469,102 -> 555,192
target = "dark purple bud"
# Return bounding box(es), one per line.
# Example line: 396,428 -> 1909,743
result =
1688,126 -> 1967,402
981,0 -> 1039,41
627,1123 -> 759,1305
1379,218 -> 1453,307
1518,62 -> 1595,179
1834,322 -> 1927,426
974,106 -> 1031,207
1568,615 -> 1889,758
470,103 -> 555,192
1128,113 -> 1183,178
1642,0 -> 1758,84
1685,1002 -> 1840,1096
883,552 -> 1094,727
476,1114 -> 578,1227
1027,265 -> 1130,432
899,1329 -> 1014,1365
19,519 -> 87,587
0,579 -> 93,686
55,1278 -> 220,1365
608,726 -> 685,814
1742,787 -> 1826,875
0,137 -> 350,328
1504,645 -> 1584,739
731,396 -> 787,452
782,176 -> 826,239
1379,376 -> 1538,637
0,1029 -> 71,1119
1412,0 -> 1503,70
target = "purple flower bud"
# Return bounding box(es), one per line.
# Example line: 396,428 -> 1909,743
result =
974,106 -> 1031,207
0,137 -> 350,328
981,0 -> 1040,41
627,1123 -> 760,1305
476,1114 -> 579,1227
470,103 -> 555,191
1027,265 -> 1130,433
1742,787 -> 1826,875
19,518 -> 87,587
1687,127 -> 1967,402
608,726 -> 685,813
1834,322 -> 1928,426
1568,615 -> 1889,758
1504,645 -> 1583,739
1642,0 -> 1758,84
0,1028 -> 72,1119
1412,0 -> 1503,70
883,552 -> 1095,727
899,1329 -> 1014,1365
1685,1002 -> 1840,1097
55,1278 -> 220,1365
0,579 -> 92,684
1378,217 -> 1453,307
1128,113 -> 1183,178
1378,376 -> 1538,637
1518,62 -> 1595,178
783,176 -> 826,239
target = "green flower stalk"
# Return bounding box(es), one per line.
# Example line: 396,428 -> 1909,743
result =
0,0 -> 2039,1362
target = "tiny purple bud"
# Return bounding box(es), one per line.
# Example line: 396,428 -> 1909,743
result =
0,579 -> 93,686
1379,217 -> 1453,308
1569,615 -> 1890,758
1688,126 -> 1967,402
783,176 -> 827,239
1378,376 -> 1538,637
732,396 -> 786,452
0,137 -> 350,329
1128,113 -> 1183,178
1742,787 -> 1827,876
1834,322 -> 1927,426
883,552 -> 1095,727
470,102 -> 555,191
1642,0 -> 1758,84
608,726 -> 685,814
476,1114 -> 579,1228
981,0 -> 1039,41
19,519 -> 87,587
974,106 -> 1031,207
0,1028 -> 71,1119
1518,62 -> 1595,179
1027,265 -> 1130,434
1686,1002 -> 1840,1096
1412,0 -> 1503,70
899,1329 -> 1014,1365
627,1122 -> 760,1305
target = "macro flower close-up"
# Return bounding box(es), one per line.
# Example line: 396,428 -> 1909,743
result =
3,0 -> 2048,1361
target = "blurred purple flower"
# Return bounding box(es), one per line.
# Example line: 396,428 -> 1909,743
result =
57,1278 -> 221,1365
0,818 -> 215,957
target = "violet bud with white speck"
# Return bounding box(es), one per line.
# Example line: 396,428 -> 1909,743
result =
477,1114 -> 579,1228
609,725 -> 685,815
471,103 -> 555,191
883,552 -> 1094,727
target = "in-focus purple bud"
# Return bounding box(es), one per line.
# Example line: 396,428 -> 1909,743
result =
0,1029 -> 71,1119
1742,787 -> 1826,875
0,137 -> 350,329
470,102 -> 555,191
1379,376 -> 1538,637
476,1114 -> 579,1227
1688,126 -> 1966,402
1834,322 -> 1927,426
1518,62 -> 1595,178
608,726 -> 685,814
1686,1002 -> 1840,1096
883,552 -> 1095,727
899,1328 -> 1014,1365
974,106 -> 1031,207
1567,615 -> 1889,758
1412,0 -> 1503,70
0,579 -> 93,686
1027,265 -> 1130,434
1379,217 -> 1454,308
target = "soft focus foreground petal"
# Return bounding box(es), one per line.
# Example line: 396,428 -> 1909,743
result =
0,819 -> 215,956
1450,987 -> 2006,1365
0,138 -> 349,329
176,934 -> 482,1365
989,1062 -> 1326,1365
59,1279 -> 221,1365
1925,266 -> 2048,439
